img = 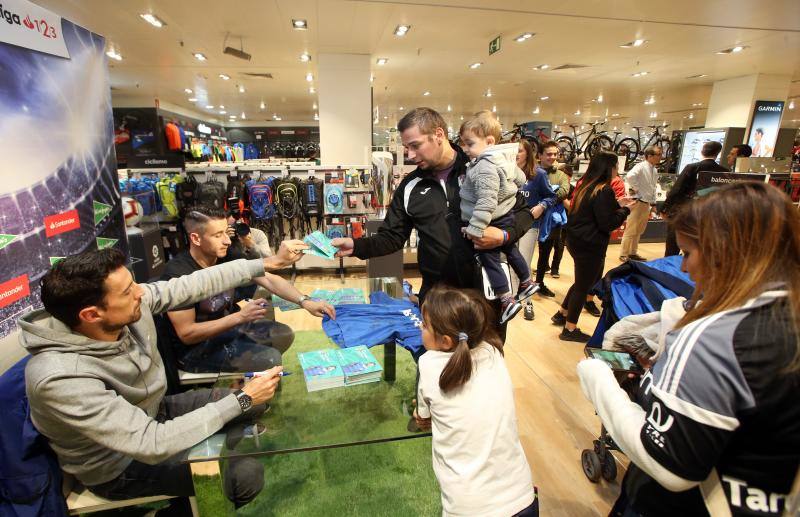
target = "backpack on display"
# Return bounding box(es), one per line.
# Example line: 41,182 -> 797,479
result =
198,178 -> 226,209
247,177 -> 277,221
177,174 -> 199,214
275,178 -> 302,239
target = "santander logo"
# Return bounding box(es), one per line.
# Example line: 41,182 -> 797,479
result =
44,209 -> 80,238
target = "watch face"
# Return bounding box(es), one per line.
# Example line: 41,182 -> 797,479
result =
237,391 -> 253,411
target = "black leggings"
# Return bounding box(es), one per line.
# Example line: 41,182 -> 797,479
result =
561,242 -> 606,325
535,227 -> 563,284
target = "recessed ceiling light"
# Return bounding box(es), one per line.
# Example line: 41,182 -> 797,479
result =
460,115 -> 464,121
717,45 -> 747,54
241,112 -> 246,119
514,32 -> 534,42
620,38 -> 646,48
649,111 -> 658,118
205,105 -> 214,109
597,94 -> 604,103
314,113 -> 319,120
492,105 -> 497,112
539,96 -> 549,100
469,62 -> 482,69
292,19 -> 307,30
238,85 -> 245,93
399,106 -> 405,111
230,115 -> 237,119
219,105 -> 225,109
484,89 -> 492,98
219,110 -> 227,114
370,74 -> 374,82
193,52 -> 207,61
184,88 -> 193,94
376,58 -> 388,65
300,52 -> 311,62
631,71 -> 649,77
611,113 -> 620,116
306,73 -> 314,82
394,25 -> 411,36
644,97 -> 656,105
574,109 -> 581,115
789,100 -> 796,110
313,102 -> 318,109
309,86 -> 316,94
139,13 -> 165,28
105,49 -> 122,61
423,91 -> 430,96
219,74 -> 230,80
276,117 -> 282,121
447,104 -> 452,112
692,102 -> 703,107
686,74 -> 708,79
188,97 -> 197,102
533,64 -> 549,71
532,106 -> 540,114
688,113 -> 694,119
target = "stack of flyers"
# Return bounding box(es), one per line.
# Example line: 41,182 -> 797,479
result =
298,349 -> 345,392
308,288 -> 365,306
303,230 -> 339,260
310,289 -> 337,305
336,346 -> 383,385
272,294 -> 301,312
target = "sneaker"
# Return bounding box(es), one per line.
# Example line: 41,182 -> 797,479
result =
538,284 -> 556,297
628,254 -> 647,261
559,327 -> 592,342
516,279 -> 540,302
584,301 -> 601,317
523,303 -> 535,321
551,311 -> 566,326
550,270 -> 560,279
500,296 -> 522,325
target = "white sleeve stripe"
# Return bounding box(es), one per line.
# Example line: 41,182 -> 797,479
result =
651,386 -> 740,431
403,177 -> 423,214
667,311 -> 728,394
658,323 -> 695,391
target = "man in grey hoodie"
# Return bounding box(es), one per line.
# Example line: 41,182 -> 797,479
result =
21,240 -> 306,514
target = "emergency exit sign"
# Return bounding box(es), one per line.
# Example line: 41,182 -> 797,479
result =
489,35 -> 501,55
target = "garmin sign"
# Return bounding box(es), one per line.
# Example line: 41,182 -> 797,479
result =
747,100 -> 784,158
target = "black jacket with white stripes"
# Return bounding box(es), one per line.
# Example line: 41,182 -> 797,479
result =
352,143 -> 533,299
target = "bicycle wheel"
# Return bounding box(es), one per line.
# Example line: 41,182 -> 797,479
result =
556,136 -> 576,164
586,135 -> 615,159
656,137 -> 671,165
616,138 -> 640,169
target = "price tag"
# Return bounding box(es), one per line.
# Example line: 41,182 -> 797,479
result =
308,169 -> 316,178
281,168 -> 289,178
331,171 -> 339,179
231,170 -> 238,177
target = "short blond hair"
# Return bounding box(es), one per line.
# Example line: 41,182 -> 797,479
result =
459,110 -> 501,142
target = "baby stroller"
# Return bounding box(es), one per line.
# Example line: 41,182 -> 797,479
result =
580,256 -> 694,483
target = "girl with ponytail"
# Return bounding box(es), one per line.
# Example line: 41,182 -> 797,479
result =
415,286 -> 538,516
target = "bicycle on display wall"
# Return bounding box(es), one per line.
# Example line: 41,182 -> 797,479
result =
501,124 -> 556,152
615,124 -> 672,170
555,121 -> 615,165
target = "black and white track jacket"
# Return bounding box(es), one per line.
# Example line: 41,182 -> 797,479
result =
579,288 -> 799,516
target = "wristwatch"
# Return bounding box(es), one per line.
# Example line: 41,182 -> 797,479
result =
234,389 -> 253,413
297,294 -> 311,306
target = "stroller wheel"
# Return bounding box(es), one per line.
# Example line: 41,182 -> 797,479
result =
581,449 -> 602,483
601,451 -> 618,481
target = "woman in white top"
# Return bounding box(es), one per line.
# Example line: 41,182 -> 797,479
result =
415,286 -> 537,516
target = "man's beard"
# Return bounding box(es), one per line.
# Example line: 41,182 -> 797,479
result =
100,306 -> 141,335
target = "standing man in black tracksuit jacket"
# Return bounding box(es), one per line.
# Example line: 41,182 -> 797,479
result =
332,107 -> 533,314
661,140 -> 728,256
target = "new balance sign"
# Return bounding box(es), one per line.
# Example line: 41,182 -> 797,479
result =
44,209 -> 80,238
0,274 -> 30,309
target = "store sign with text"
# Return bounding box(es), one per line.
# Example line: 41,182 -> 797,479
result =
127,154 -> 185,169
43,209 -> 80,238
0,274 -> 30,309
0,0 -> 70,57
747,100 -> 784,158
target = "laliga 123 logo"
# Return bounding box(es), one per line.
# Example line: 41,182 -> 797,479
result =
0,3 -> 58,39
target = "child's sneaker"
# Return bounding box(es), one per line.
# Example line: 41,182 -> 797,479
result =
500,295 -> 522,324
515,279 -> 540,302
523,302 -> 535,321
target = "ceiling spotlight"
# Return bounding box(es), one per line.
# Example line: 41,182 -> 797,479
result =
105,49 -> 122,61
533,64 -> 549,71
260,101 -> 266,110
399,106 -> 405,111
686,74 -> 708,79
184,88 -> 193,94
219,110 -> 227,114
468,62 -> 483,70
313,102 -> 318,109
314,113 -> 319,120
219,105 -> 225,109
306,72 -> 313,82
241,112 -> 246,119
717,45 -> 747,54
300,52 -> 311,62
188,97 -> 197,102
292,19 -> 308,30
238,85 -> 245,93
620,39 -> 646,48
597,94 -> 603,103
692,102 -> 703,107
376,58 -> 388,65
539,96 -> 549,100
276,117 -> 282,121
631,71 -> 649,77
205,105 -> 214,109
229,115 -> 237,119
574,109 -> 581,115
394,25 -> 411,36
492,105 -> 497,112
789,100 -> 796,110
514,33 -> 534,42
688,112 -> 694,119
611,113 -> 620,116
649,111 -> 657,118
370,74 -> 374,82
193,52 -> 207,61
533,106 -> 540,114
447,104 -> 452,112
644,97 -> 655,105
423,91 -> 430,96
484,89 -> 493,98
219,74 -> 230,80
309,86 -> 316,94
139,13 -> 165,28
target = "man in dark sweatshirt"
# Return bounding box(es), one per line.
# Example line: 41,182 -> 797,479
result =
21,241 -> 305,515
662,140 -> 728,256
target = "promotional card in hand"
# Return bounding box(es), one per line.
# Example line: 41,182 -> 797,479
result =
303,230 -> 339,260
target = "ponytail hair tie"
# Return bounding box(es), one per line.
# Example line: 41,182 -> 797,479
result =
457,332 -> 469,343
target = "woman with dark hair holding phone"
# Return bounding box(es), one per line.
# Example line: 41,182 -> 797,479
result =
553,151 -> 635,342
578,182 -> 800,516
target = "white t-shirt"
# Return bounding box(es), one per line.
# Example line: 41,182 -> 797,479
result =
417,343 -> 534,517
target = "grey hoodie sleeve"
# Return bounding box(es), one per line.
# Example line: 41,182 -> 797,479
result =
142,258 -> 265,315
465,160 -> 501,237
30,373 -> 242,465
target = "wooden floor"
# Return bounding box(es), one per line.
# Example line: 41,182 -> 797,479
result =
275,242 -> 666,517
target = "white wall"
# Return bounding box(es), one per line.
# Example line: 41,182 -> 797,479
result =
705,74 -> 791,139
317,54 -> 372,165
